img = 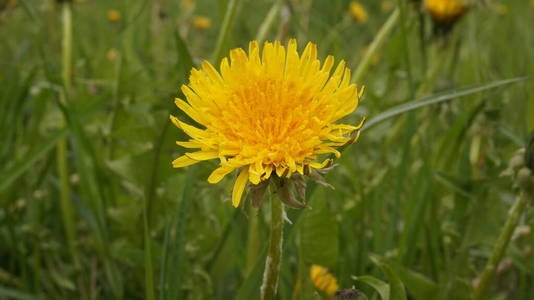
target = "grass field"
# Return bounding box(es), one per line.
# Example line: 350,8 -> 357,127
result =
1,0 -> 534,299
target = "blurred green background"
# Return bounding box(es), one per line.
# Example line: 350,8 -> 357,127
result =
1,0 -> 533,299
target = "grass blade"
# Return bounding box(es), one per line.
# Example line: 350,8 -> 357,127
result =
0,129 -> 68,194
363,76 -> 533,131
212,0 -> 242,65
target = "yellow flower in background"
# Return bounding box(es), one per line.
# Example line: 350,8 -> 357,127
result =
349,1 -> 368,23
381,0 -> 394,12
424,0 -> 467,23
106,48 -> 119,62
495,3 -> 508,15
192,15 -> 211,30
171,40 -> 364,207
531,0 -> 534,9
310,264 -> 339,297
107,9 -> 121,23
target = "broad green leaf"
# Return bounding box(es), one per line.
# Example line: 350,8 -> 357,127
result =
235,247 -> 267,300
300,189 -> 339,268
352,275 -> 390,300
389,263 -> 439,300
368,256 -> 407,300
380,263 -> 407,300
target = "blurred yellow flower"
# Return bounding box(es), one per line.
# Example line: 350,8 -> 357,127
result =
107,9 -> 121,23
531,0 -> 534,9
349,1 -> 368,23
171,40 -> 364,207
424,0 -> 467,23
381,0 -> 394,12
310,264 -> 339,297
106,48 -> 119,62
192,15 -> 211,30
495,3 -> 508,15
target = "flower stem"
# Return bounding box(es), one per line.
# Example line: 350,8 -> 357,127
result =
353,8 -> 399,84
261,180 -> 285,300
57,0 -> 77,263
473,191 -> 530,300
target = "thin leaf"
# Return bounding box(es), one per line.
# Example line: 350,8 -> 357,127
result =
212,0 -> 242,64
0,287 -> 36,300
0,129 -> 68,194
167,167 -> 197,300
363,76 -> 533,131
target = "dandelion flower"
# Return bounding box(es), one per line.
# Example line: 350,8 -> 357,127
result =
349,2 -> 368,24
107,9 -> 121,23
310,264 -> 339,298
424,0 -> 467,23
171,40 -> 364,207
192,15 -> 211,30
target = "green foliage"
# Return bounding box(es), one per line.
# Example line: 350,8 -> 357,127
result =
1,0 -> 533,299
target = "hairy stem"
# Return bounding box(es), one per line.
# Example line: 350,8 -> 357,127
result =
261,180 -> 285,300
473,191 -> 530,300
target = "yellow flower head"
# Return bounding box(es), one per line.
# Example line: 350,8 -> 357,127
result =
310,264 -> 339,297
349,1 -> 368,23
192,15 -> 212,30
107,9 -> 121,23
495,3 -> 508,15
171,40 -> 364,207
424,0 -> 467,23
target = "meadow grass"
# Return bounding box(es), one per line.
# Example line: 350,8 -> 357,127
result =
0,0 -> 533,299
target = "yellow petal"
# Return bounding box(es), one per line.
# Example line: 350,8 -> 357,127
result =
248,163 -> 262,185
309,159 -> 333,169
262,164 -> 273,180
172,155 -> 199,168
174,98 -> 206,124
232,167 -> 249,207
176,140 -> 203,148
169,115 -> 206,140
275,165 -> 287,177
185,151 -> 218,161
201,61 -> 224,85
207,165 -> 235,184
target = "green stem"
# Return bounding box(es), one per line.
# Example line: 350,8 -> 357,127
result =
396,0 -> 415,97
246,206 -> 260,275
212,0 -> 241,65
57,0 -> 77,262
353,8 -> 399,84
255,0 -> 283,44
143,198 -> 155,300
473,191 -> 530,300
261,180 -> 285,300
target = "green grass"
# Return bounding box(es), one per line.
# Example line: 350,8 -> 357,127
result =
1,0 -> 533,299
